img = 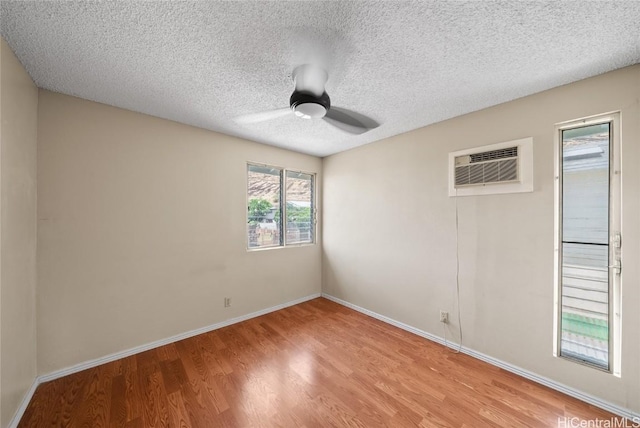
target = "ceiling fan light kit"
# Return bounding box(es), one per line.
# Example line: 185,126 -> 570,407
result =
290,90 -> 330,119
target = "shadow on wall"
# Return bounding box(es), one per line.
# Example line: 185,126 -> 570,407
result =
322,249 -> 341,298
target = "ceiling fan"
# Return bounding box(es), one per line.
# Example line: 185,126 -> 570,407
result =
235,64 -> 379,134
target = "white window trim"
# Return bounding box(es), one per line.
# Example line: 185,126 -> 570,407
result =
553,111 -> 622,377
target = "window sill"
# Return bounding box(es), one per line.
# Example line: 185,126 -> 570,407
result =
246,243 -> 316,252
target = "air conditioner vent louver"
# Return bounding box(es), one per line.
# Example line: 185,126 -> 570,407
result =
454,146 -> 519,187
469,147 -> 518,163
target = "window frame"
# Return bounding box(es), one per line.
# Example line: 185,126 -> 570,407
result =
284,170 -> 316,246
553,111 -> 622,376
246,162 -> 316,251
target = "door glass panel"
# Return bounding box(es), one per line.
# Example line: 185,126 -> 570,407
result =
560,123 -> 610,369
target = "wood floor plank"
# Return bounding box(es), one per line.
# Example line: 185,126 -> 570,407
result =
69,367 -> 112,427
138,368 -> 170,427
174,339 -> 230,415
123,417 -> 143,428
18,298 -> 626,427
123,368 -> 143,423
165,390 -> 192,428
109,375 -> 127,428
177,377 -> 222,427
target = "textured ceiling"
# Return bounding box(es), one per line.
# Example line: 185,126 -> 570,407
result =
2,1 -> 639,157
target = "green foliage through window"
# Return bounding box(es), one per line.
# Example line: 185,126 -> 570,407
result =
248,198 -> 273,224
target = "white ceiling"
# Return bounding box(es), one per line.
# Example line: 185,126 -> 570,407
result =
2,1 -> 639,157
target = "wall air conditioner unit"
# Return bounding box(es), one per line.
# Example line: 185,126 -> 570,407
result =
448,137 -> 533,197
454,146 -> 519,187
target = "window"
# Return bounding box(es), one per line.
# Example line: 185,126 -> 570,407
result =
285,171 -> 314,245
247,163 -> 315,249
554,113 -> 621,375
247,164 -> 282,248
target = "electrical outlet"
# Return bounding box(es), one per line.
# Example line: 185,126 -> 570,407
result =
439,311 -> 449,323
224,297 -> 231,308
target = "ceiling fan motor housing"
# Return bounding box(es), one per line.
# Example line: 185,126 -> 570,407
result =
290,90 -> 331,119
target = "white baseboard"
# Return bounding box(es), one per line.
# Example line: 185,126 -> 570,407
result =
7,378 -> 39,428
10,293 -> 320,427
321,293 -> 640,422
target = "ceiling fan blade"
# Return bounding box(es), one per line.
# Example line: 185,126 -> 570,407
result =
323,116 -> 368,134
323,106 -> 379,134
234,107 -> 291,124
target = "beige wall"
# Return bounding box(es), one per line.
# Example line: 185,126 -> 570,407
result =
37,91 -> 322,375
0,39 -> 38,427
323,66 -> 640,413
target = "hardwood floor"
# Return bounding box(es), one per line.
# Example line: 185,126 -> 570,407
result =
19,298 -> 621,427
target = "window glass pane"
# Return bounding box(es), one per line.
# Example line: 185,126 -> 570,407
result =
247,164 -> 281,248
285,171 -> 314,244
560,123 -> 609,369
562,123 -> 610,244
